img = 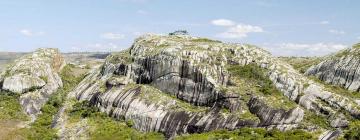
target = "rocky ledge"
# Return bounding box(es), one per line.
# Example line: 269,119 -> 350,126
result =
0,48 -> 65,120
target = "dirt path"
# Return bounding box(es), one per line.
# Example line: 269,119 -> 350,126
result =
0,120 -> 28,140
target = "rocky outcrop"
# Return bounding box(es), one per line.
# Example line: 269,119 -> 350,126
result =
63,34 -> 359,139
248,97 -> 304,130
63,34 -> 307,137
0,48 -> 65,120
305,45 -> 360,92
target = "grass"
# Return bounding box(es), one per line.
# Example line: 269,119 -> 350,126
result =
176,127 -> 315,140
107,49 -> 133,64
342,120 -> 360,140
301,110 -> 331,129
191,38 -> 222,43
0,91 -> 29,121
227,64 -> 297,110
278,56 -> 324,73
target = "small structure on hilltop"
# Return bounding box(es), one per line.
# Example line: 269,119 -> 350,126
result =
169,30 -> 189,36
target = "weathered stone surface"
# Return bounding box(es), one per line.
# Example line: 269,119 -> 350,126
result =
0,48 -> 65,120
2,74 -> 46,93
60,34 -> 360,139
248,96 -> 304,130
62,34 -> 307,137
319,129 -> 342,140
330,114 -> 349,128
305,46 -> 360,92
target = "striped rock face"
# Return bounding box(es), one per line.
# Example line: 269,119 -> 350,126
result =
67,34 -> 307,138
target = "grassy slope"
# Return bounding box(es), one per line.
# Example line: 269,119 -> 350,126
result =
278,56 -> 324,74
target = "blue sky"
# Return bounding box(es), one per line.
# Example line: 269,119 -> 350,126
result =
0,0 -> 359,56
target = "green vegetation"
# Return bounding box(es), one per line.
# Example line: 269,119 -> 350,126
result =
343,120 -> 360,140
301,111 -> 331,129
39,75 -> 48,83
98,81 -> 107,93
0,91 -> 28,121
228,64 -> 280,95
69,100 -> 164,140
226,64 -> 297,110
191,38 -> 222,43
278,57 -> 324,73
333,43 -> 360,58
334,49 -> 351,58
352,43 -> 360,49
107,49 -> 133,64
176,127 -> 315,140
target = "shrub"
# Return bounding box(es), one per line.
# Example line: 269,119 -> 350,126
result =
0,91 -> 28,121
227,64 -> 278,95
343,120 -> 360,140
176,127 -> 315,140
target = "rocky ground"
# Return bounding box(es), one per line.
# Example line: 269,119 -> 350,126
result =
0,34 -> 359,140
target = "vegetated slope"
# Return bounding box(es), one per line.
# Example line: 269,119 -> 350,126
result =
60,34 -> 360,139
278,56 -> 324,74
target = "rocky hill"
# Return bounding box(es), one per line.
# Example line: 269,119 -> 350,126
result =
1,35 -> 360,140
0,48 -> 65,120
54,34 -> 360,139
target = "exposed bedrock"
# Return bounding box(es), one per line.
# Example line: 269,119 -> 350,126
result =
66,34 -> 360,139
248,97 -> 304,130
0,48 -> 65,120
69,70 -> 304,137
306,52 -> 360,91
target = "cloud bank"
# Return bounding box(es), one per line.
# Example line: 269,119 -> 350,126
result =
211,19 -> 263,39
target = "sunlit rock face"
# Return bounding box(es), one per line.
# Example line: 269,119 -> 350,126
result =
0,48 -> 65,120
67,34 -> 309,137
64,34 -> 359,139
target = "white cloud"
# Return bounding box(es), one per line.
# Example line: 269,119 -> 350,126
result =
262,43 -> 348,56
217,24 -> 263,38
329,29 -> 345,35
357,36 -> 360,40
100,33 -> 125,40
20,29 -> 45,37
320,21 -> 330,25
211,19 -> 235,26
